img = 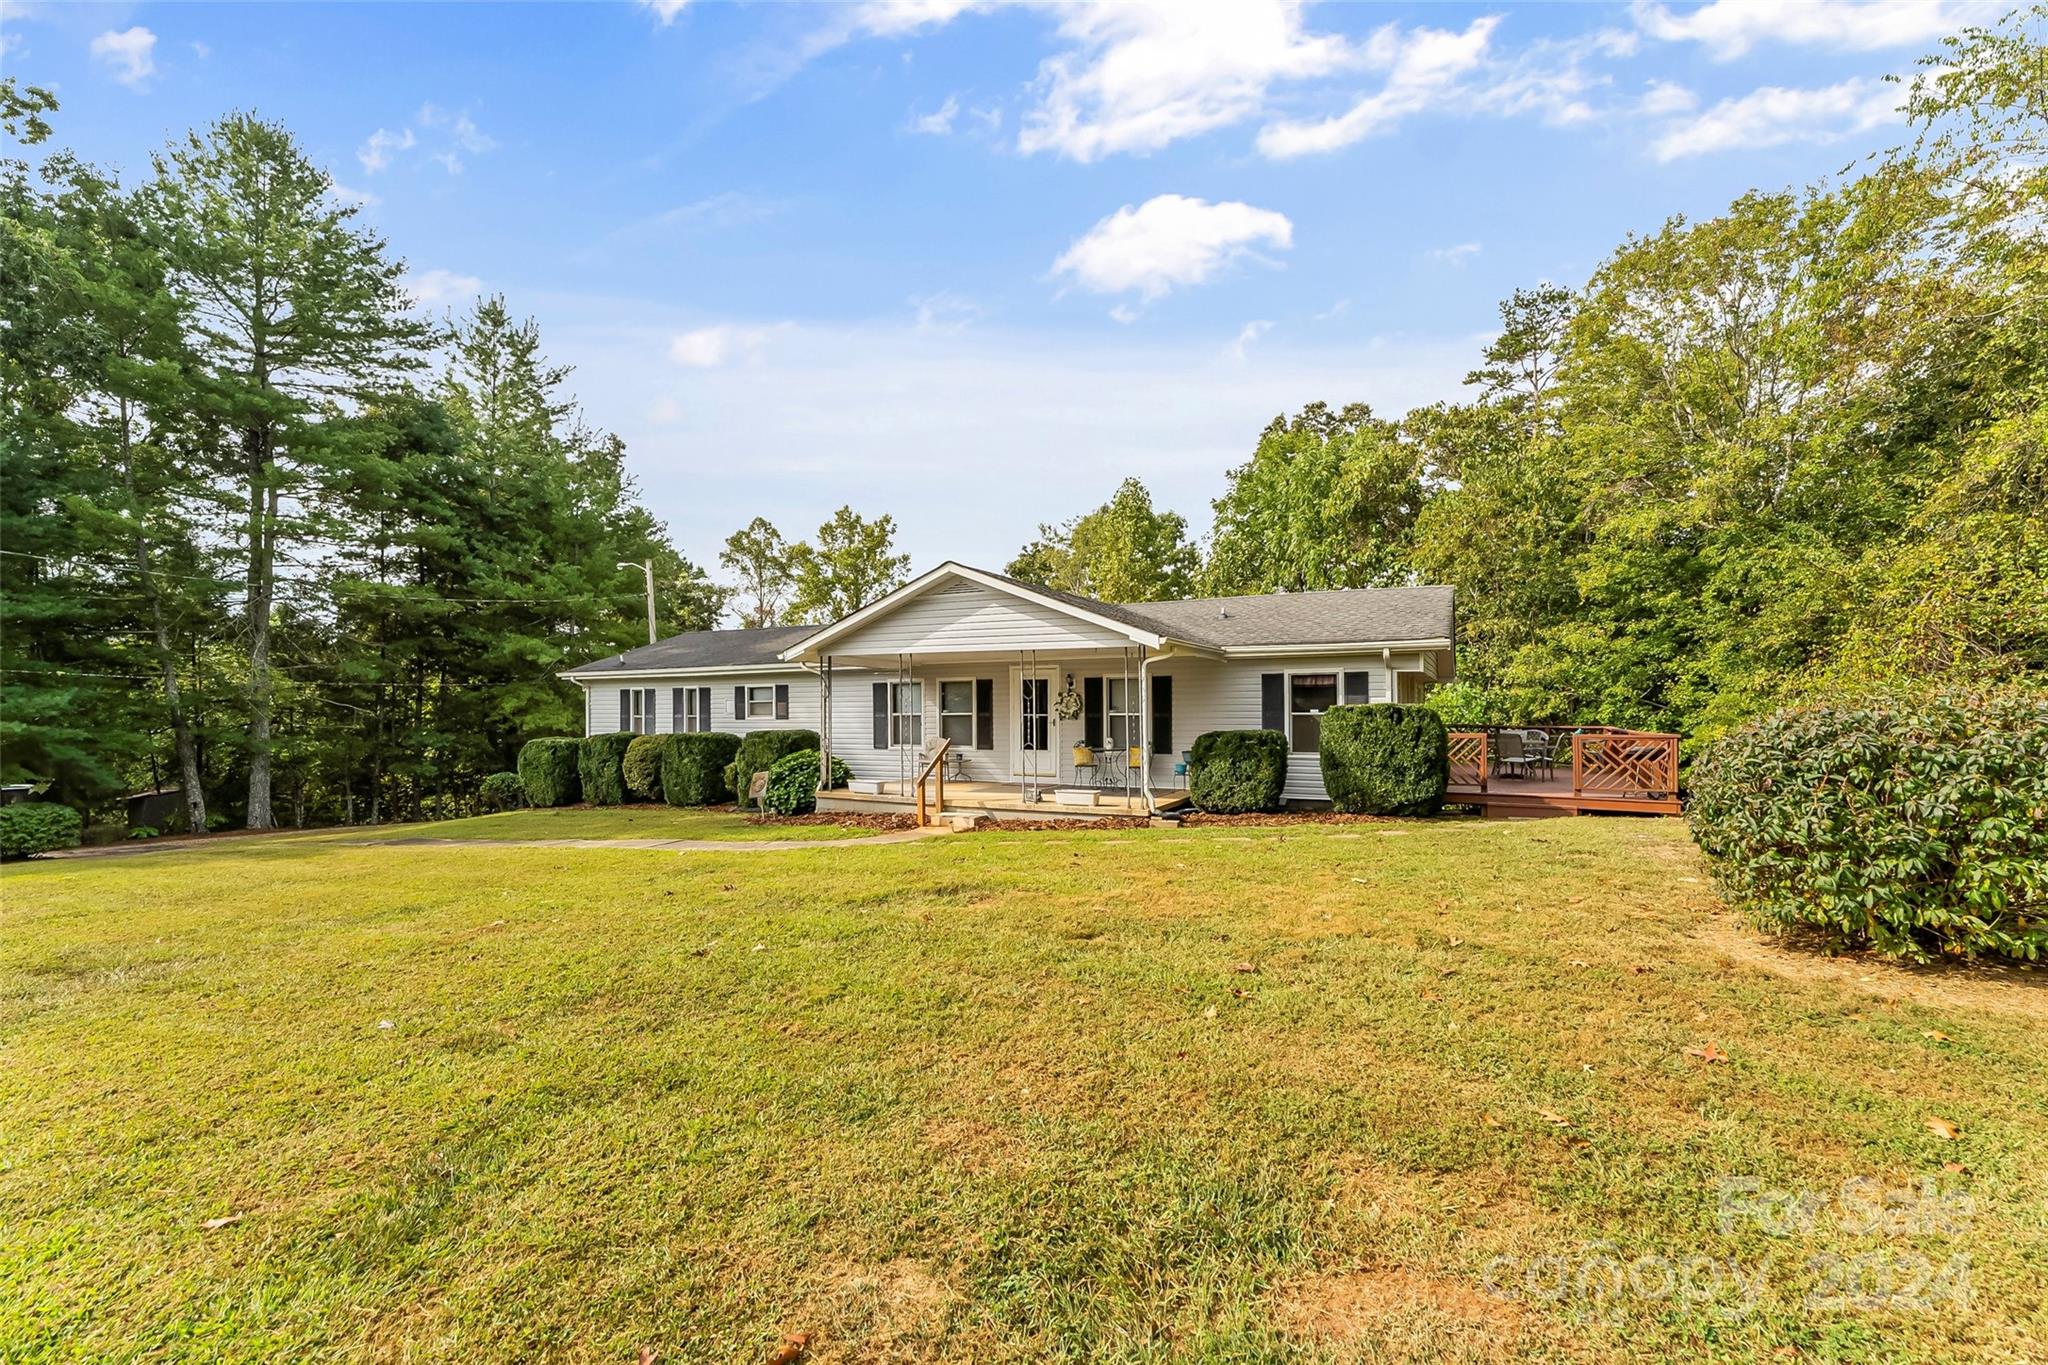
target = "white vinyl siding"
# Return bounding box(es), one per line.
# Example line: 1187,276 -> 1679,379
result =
819,579 -> 1136,655
582,670 -> 818,738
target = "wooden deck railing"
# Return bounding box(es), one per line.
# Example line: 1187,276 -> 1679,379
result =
913,738 -> 952,827
1571,731 -> 1679,800
1448,727 -> 1680,803
1446,731 -> 1489,793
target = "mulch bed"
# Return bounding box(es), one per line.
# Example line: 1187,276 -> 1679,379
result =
744,812 -> 920,832
956,816 -> 1155,832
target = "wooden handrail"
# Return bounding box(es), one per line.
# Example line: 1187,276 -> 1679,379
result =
1446,731 -> 1489,793
914,738 -> 953,827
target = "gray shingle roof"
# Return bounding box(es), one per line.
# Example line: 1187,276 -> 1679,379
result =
564,624 -> 814,676
1131,584 -> 1455,649
565,569 -> 1453,675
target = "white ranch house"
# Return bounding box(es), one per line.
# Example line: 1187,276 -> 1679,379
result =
561,563 -> 1454,817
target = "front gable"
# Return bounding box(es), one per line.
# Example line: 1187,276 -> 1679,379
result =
782,565 -> 1151,660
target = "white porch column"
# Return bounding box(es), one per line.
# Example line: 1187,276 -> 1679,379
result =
818,655 -> 832,791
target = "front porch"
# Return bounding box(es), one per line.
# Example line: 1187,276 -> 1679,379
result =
818,779 -> 1191,823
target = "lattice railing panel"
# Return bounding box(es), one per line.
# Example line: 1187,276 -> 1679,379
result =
1574,733 -> 1678,797
1447,732 -> 1489,791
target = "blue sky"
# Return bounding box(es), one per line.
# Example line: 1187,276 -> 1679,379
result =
3,0 -> 1987,584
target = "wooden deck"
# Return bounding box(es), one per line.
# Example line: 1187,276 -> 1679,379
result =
1446,729 -> 1682,818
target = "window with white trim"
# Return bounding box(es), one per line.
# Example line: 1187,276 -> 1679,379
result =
1104,676 -> 1138,753
938,680 -> 974,749
891,682 -> 923,746
745,685 -> 776,719
683,689 -> 703,732
1289,673 -> 1337,752
620,688 -> 655,735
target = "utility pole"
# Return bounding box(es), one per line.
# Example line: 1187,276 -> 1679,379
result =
619,560 -> 657,643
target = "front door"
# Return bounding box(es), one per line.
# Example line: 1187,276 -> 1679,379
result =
1011,664 -> 1055,792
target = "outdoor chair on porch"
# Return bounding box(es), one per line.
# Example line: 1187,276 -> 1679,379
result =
1071,744 -> 1098,786
1493,730 -> 1535,780
1520,729 -> 1556,779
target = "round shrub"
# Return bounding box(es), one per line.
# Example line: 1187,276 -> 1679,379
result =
578,733 -> 636,807
663,732 -> 743,807
1320,704 -> 1448,816
623,735 -> 666,803
0,802 -> 84,859
1188,729 -> 1289,813
479,772 -> 525,812
728,729 -> 821,809
517,737 -> 582,808
1689,689 -> 2048,962
759,749 -> 853,816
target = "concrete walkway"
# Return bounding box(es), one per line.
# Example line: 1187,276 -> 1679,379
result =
340,826 -> 951,853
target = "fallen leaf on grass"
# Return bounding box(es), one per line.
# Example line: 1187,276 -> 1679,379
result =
1537,1108 -> 1570,1127
637,1348 -> 657,1365
765,1332 -> 811,1365
1202,1005 -> 1218,1020
1684,1043 -> 1730,1064
200,1214 -> 242,1231
1230,961 -> 1257,974
1419,990 -> 1442,1003
1942,1161 -> 1967,1174
1438,967 -> 1458,978
1230,987 -> 1253,1000
1925,1117 -> 1962,1141
1922,1030 -> 1951,1043
1568,960 -> 1589,969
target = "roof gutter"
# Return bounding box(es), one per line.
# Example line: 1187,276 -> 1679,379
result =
1217,638 -> 1453,659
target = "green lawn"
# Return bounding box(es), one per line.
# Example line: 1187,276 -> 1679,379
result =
2,818 -> 2042,1362
337,805 -> 884,842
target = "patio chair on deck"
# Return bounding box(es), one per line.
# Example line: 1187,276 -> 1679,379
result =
1494,730 -> 1535,780
1521,730 -> 1556,779
1071,744 -> 1098,787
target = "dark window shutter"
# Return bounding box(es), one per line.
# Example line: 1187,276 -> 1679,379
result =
872,682 -> 889,748
1261,673 -> 1285,733
698,686 -> 711,733
774,683 -> 790,720
1343,670 -> 1369,704
1151,675 -> 1173,753
974,679 -> 994,750
618,689 -> 632,733
1083,676 -> 1103,748
734,686 -> 746,721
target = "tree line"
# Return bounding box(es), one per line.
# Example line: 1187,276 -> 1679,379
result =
1001,15 -> 2046,747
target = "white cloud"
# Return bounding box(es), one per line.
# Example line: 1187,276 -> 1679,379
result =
404,268 -> 484,307
669,324 -> 784,367
1313,298 -> 1350,322
1256,17 -> 1499,158
1639,79 -> 1697,116
431,151 -> 464,176
1016,0 -> 1359,162
1651,76 -> 1905,160
190,40 -> 210,59
1051,194 -> 1293,304
1425,242 -> 1482,266
850,0 -> 992,39
1230,319 -> 1274,360
1633,0 -> 1993,60
909,94 -> 960,135
90,26 -> 156,88
421,104 -> 497,154
330,182 -> 382,209
912,292 -> 981,331
358,127 -> 415,174
638,0 -> 691,25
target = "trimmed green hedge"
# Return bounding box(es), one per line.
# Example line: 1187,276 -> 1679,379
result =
578,733 -> 635,806
479,772 -> 525,812
1320,704 -> 1448,815
517,738 -> 582,807
1689,689 -> 2048,962
0,802 -> 83,859
1189,729 -> 1289,813
760,749 -> 854,816
663,732 -> 743,807
623,735 -> 666,803
726,729 -> 821,810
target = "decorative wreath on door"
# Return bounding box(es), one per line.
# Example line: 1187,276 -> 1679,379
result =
1053,684 -> 1084,721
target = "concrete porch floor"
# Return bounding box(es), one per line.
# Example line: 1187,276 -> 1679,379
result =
818,779 -> 1190,820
